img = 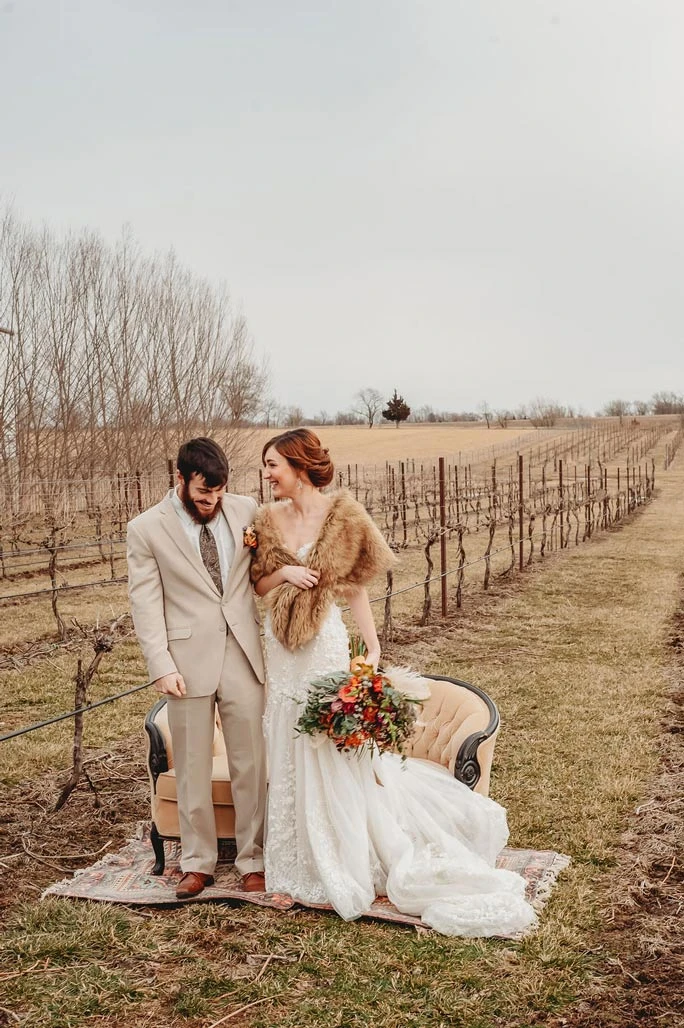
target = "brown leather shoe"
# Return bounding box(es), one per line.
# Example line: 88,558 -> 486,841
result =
241,871 -> 266,892
176,871 -> 215,900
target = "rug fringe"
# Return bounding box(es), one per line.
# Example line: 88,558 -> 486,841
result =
530,853 -> 572,911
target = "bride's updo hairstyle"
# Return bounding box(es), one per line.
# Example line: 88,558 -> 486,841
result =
262,428 -> 335,489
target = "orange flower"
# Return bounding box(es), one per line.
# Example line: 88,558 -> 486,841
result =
338,683 -> 358,702
243,525 -> 258,549
345,731 -> 368,747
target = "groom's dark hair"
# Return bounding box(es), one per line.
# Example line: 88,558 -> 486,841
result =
177,438 -> 230,488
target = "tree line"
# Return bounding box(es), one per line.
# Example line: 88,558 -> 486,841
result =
264,392 -> 684,431
2,205 -> 681,493
0,208 -> 267,489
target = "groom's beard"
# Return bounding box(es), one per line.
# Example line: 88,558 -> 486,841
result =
179,482 -> 222,525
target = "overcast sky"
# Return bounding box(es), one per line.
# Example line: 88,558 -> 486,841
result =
2,1 -> 683,417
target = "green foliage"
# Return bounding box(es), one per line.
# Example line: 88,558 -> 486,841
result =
348,633 -> 368,661
382,389 -> 411,427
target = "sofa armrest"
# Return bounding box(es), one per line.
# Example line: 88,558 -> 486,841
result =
424,674 -> 500,793
144,698 -> 169,788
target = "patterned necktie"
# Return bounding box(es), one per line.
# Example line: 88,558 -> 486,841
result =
199,524 -> 223,593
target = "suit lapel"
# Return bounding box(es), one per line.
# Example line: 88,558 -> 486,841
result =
159,494 -> 220,594
222,495 -> 247,595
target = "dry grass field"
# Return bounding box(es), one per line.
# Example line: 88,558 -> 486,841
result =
0,420 -> 682,1027
244,422 -> 547,467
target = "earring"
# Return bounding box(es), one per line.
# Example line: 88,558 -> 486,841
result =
297,479 -> 303,491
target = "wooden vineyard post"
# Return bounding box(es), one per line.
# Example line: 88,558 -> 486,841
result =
400,461 -> 407,547
439,456 -> 447,617
559,459 -> 564,549
382,570 -> 393,646
117,472 -> 124,536
518,453 -> 524,570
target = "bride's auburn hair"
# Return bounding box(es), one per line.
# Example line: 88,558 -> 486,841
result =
262,428 -> 335,488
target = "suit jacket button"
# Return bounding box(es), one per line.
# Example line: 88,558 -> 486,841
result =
219,624 -> 226,633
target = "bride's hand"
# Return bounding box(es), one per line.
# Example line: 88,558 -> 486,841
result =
283,565 -> 320,590
365,650 -> 380,671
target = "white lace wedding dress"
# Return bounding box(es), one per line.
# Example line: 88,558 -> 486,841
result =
262,545 -> 536,937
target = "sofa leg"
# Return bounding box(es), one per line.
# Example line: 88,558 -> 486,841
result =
150,822 -> 166,875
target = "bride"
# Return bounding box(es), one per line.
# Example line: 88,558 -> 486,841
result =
250,428 -> 536,937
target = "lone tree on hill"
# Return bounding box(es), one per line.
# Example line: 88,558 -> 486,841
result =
382,389 -> 411,428
353,387 -> 384,428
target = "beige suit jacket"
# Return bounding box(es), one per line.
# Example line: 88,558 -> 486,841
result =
127,491 -> 265,696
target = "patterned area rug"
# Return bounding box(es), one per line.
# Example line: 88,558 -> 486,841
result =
43,824 -> 570,936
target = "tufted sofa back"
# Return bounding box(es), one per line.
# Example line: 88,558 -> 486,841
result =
404,676 -> 499,796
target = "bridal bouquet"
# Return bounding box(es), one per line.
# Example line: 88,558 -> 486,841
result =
295,663 -> 430,757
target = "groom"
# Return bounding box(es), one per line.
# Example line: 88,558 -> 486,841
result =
127,437 -> 266,898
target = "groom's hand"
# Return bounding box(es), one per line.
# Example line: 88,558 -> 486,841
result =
153,672 -> 187,697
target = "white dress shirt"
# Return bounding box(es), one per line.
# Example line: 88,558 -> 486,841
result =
170,488 -> 235,591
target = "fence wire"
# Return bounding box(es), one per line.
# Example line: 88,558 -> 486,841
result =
1,431 -> 678,743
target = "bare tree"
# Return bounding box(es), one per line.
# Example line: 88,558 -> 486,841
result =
334,410 -> 364,425
353,388 -> 384,429
528,397 -> 567,427
602,399 -> 631,421
260,398 -> 283,429
284,405 -> 305,427
651,391 -> 684,414
0,205 -> 269,493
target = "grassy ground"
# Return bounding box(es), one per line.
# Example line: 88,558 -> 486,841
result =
0,459 -> 683,1026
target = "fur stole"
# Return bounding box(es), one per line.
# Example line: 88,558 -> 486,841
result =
250,490 -> 396,651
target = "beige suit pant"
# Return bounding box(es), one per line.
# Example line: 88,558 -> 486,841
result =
166,632 -> 266,877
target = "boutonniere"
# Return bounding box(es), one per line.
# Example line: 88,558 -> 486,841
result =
243,524 -> 258,550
